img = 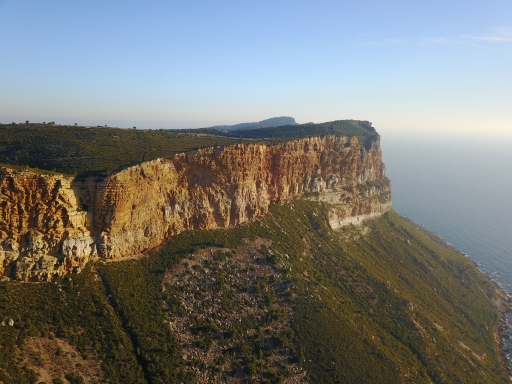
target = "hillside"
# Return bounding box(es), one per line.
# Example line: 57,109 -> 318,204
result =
0,122 -> 510,383
0,201 -> 509,383
0,134 -> 388,281
0,120 -> 375,175
166,120 -> 378,148
0,125 -> 238,175
228,120 -> 377,145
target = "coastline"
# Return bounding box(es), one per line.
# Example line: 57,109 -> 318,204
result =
494,282 -> 512,377
404,217 -> 512,376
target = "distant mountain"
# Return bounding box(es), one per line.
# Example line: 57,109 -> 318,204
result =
213,116 -> 297,131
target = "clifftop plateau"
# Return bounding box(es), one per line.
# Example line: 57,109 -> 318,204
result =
0,120 -> 376,174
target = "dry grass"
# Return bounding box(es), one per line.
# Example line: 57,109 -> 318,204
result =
18,336 -> 103,383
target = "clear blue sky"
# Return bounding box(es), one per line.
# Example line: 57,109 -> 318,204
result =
1,0 -> 511,139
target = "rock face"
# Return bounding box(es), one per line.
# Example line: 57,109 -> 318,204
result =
0,171 -> 98,280
0,135 -> 390,281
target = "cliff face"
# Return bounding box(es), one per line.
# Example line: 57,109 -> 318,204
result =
0,171 -> 98,280
0,135 -> 390,281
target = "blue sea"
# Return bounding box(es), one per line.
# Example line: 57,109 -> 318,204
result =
382,137 -> 512,366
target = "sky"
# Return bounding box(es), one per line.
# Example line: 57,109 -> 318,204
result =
1,0 -> 511,139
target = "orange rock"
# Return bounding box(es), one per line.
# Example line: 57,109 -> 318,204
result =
0,135 -> 390,281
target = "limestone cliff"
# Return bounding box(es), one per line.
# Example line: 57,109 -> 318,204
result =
0,135 -> 390,281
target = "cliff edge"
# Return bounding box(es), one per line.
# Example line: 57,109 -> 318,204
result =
0,135 -> 390,281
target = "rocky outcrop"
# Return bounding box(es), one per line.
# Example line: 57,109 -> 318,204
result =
0,135 -> 390,281
0,171 -> 98,280
316,178 -> 391,229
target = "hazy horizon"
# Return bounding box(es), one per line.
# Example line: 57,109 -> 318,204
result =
1,0 -> 511,139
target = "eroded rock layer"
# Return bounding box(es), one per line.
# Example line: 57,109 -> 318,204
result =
0,135 -> 390,281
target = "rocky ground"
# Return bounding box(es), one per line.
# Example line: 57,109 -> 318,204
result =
17,335 -> 103,383
162,239 -> 306,383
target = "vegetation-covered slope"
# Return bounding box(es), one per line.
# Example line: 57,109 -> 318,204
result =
168,120 -> 378,147
228,119 -> 377,144
0,125 -> 238,175
0,120 -> 376,175
0,200 -> 508,383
